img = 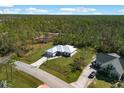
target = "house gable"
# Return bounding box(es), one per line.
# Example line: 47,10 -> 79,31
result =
46,45 -> 77,57
99,56 -> 124,76
120,59 -> 124,70
95,53 -> 124,79
96,53 -> 117,64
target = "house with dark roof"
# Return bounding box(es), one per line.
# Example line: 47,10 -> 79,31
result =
92,53 -> 124,80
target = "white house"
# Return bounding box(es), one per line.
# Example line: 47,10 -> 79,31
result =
63,45 -> 77,56
45,45 -> 77,57
46,46 -> 57,57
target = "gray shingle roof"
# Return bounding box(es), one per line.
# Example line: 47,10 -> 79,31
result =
96,53 -> 117,64
112,58 -> 124,76
96,53 -> 124,76
119,59 -> 124,70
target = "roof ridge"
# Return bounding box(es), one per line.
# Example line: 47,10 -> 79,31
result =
106,53 -> 118,59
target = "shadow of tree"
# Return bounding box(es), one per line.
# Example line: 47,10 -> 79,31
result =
96,72 -> 118,83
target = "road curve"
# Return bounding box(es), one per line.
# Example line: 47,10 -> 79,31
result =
14,61 -> 74,88
70,64 -> 96,88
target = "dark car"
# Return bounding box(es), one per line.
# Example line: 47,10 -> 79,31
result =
88,71 -> 96,79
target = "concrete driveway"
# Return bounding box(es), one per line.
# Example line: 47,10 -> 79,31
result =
31,57 -> 48,68
31,56 -> 63,68
71,64 -> 96,88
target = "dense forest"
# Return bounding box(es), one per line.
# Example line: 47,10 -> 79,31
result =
0,15 -> 124,56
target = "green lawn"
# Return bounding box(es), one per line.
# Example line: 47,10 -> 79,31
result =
0,42 -> 52,88
0,43 -> 52,88
8,43 -> 95,86
88,79 -> 111,88
12,42 -> 52,64
40,47 -> 95,83
0,63 -> 42,88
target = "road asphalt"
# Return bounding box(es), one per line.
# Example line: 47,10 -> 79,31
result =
14,61 -> 74,88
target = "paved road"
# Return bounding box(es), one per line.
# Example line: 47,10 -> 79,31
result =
0,54 -> 12,64
14,61 -> 73,88
31,57 -> 48,68
71,64 -> 96,88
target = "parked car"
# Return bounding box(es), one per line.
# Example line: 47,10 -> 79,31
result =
88,71 -> 96,79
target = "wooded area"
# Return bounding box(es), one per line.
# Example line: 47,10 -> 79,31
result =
0,15 -> 124,56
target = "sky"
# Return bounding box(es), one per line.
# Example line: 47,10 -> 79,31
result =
0,5 -> 124,15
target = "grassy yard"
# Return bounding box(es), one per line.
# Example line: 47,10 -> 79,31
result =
88,79 -> 111,88
0,42 -> 52,88
7,42 -> 95,86
0,63 -> 42,88
12,42 -> 52,64
0,43 -> 52,88
40,47 -> 95,83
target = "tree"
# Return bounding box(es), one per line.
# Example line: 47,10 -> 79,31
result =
0,15 -> 124,57
69,58 -> 82,72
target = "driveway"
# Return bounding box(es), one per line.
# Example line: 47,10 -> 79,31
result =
31,57 -> 48,68
71,64 -> 96,88
31,56 -> 63,68
14,61 -> 73,88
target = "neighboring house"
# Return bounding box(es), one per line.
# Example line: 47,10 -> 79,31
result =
46,45 -> 77,57
92,53 -> 124,80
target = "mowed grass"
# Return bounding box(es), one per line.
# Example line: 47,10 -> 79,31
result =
12,42 -> 52,64
40,47 -> 95,83
10,43 -> 95,85
88,79 -> 111,88
0,64 -> 42,88
0,43 -> 52,88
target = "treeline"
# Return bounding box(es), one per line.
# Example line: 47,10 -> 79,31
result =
0,15 -> 124,56
53,16 -> 124,56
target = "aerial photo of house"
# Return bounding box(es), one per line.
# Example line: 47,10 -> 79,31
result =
1,5 -> 124,88
45,45 -> 77,57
